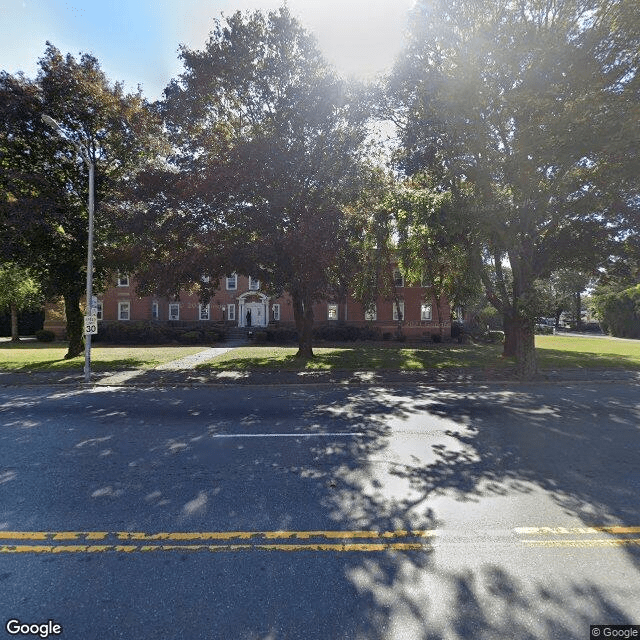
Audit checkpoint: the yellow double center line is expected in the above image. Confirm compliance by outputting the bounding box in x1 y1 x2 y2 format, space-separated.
0 530 436 554
516 526 640 548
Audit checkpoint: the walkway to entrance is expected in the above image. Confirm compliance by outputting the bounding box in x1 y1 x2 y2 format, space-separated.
98 343 242 386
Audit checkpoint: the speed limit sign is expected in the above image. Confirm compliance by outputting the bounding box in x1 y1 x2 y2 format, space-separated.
84 315 98 335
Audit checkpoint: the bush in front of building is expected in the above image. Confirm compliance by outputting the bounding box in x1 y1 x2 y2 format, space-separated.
313 324 381 342
93 321 227 345
262 326 299 344
35 329 56 342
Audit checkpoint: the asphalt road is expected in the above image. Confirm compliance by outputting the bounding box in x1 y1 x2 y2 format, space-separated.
0 381 639 639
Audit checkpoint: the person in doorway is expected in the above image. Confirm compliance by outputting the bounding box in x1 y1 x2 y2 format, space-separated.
246 309 252 327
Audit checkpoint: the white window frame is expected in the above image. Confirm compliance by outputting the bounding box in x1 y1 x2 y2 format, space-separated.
364 305 377 321
118 301 130 321
248 277 260 291
151 301 159 320
199 303 210 321
327 304 338 321
272 304 280 321
421 304 433 321
96 301 103 321
393 301 405 321
226 274 237 291
168 303 180 321
227 304 235 321
393 269 404 288
117 272 129 287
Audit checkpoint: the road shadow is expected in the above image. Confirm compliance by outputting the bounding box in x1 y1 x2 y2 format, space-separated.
0 382 638 638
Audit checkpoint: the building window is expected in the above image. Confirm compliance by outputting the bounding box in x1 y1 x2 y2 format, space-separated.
151 301 159 320
393 269 404 288
272 304 280 321
96 301 103 321
227 304 235 321
327 304 338 321
421 304 433 321
169 303 180 320
201 275 210 284
393 301 405 321
117 272 129 287
364 305 377 321
118 301 130 321
199 304 210 321
248 277 260 291
226 274 237 291
420 274 431 288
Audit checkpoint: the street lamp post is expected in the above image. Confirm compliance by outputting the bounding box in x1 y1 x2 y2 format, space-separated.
42 114 95 383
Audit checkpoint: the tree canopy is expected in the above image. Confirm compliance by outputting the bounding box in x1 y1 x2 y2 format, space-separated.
0 43 162 357
125 7 368 357
389 0 639 375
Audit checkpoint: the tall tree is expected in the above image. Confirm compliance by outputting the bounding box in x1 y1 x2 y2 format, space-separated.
130 7 367 357
0 44 162 358
389 0 639 376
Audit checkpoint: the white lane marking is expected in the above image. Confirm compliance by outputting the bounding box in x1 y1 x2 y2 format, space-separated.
208 432 365 438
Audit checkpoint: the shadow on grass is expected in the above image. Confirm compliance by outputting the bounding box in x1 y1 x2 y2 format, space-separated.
1 357 153 372
202 344 508 371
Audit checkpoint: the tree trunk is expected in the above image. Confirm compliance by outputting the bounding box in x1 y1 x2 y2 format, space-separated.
63 292 84 359
10 303 20 342
575 292 583 331
502 314 517 357
514 316 537 379
503 311 537 377
292 293 314 359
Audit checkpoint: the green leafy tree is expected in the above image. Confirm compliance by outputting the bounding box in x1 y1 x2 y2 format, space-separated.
0 44 162 358
0 264 42 341
389 0 639 376
395 176 482 338
128 7 367 357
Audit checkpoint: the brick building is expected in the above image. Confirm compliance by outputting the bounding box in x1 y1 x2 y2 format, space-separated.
44 271 451 340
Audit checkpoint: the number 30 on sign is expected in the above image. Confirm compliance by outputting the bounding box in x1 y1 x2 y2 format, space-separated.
84 315 98 335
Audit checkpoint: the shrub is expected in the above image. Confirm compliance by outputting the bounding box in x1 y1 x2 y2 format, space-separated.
313 324 381 342
593 284 640 339
263 327 299 344
178 330 202 344
432 333 442 343
35 329 56 342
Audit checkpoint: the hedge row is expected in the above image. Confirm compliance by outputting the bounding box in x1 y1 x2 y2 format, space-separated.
92 321 227 345
252 324 383 344
595 284 640 339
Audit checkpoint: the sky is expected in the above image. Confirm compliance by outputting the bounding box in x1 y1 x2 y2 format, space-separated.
0 0 415 101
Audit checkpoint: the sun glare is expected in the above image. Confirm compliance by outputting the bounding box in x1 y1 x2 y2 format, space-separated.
292 0 415 79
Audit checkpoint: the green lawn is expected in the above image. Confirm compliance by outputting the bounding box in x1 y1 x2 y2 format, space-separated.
198 343 509 371
0 342 207 372
195 335 640 372
535 335 640 369
1 334 638 373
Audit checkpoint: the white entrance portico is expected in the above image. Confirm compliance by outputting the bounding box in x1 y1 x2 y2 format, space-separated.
238 291 269 327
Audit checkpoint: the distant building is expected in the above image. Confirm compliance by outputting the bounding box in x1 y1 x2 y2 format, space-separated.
44 271 451 340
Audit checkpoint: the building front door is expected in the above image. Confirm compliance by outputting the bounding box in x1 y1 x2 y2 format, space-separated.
242 302 266 327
